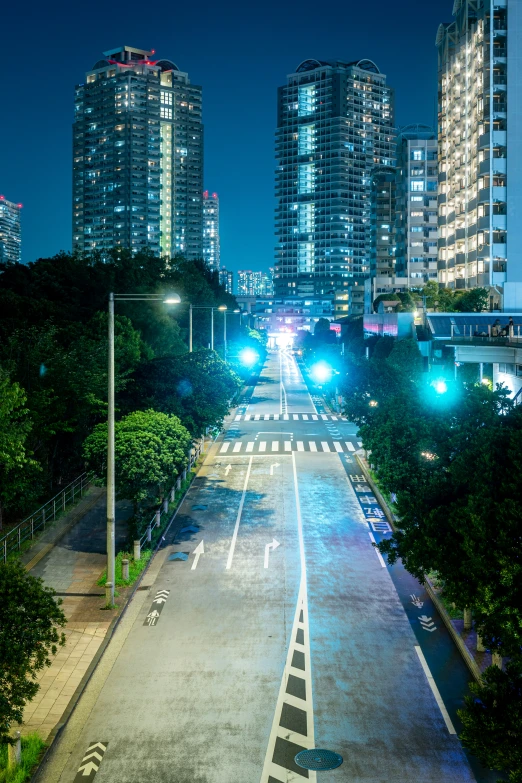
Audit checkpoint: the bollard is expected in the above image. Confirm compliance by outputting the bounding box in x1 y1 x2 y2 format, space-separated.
182 469 187 481
463 607 472 631
7 731 21 769
476 634 485 653
170 488 175 502
133 540 141 561
105 582 113 606
147 525 152 542
163 498 168 513
155 509 161 528
176 476 181 491
492 652 503 669
122 559 129 581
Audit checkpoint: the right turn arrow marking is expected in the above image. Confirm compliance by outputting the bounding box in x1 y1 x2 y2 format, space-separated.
264 538 281 569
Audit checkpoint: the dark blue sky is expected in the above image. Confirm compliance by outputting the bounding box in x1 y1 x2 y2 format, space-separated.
1 0 449 273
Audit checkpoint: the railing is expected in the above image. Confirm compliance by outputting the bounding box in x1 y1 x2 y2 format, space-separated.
1 473 90 564
449 324 522 342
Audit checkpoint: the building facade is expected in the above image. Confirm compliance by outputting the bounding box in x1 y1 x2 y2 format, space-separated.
274 58 395 305
219 267 233 294
0 196 22 263
73 46 203 260
237 269 274 296
369 166 399 303
203 191 220 269
253 295 334 347
437 0 522 308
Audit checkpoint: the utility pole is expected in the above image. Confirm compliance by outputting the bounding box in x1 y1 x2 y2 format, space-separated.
107 293 116 606
189 304 193 353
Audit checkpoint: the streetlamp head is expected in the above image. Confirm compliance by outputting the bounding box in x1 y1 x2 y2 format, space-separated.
218 305 227 311
163 294 181 304
233 309 240 313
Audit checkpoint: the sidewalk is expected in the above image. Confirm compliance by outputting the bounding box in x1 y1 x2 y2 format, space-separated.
21 493 133 741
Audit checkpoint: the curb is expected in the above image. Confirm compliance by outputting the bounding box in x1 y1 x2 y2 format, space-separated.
31 452 209 781
355 453 482 684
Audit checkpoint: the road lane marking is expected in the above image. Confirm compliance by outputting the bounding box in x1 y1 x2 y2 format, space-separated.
297 441 304 451
284 414 289 420
321 441 331 452
264 538 281 568
346 442 355 452
259 442 267 452
368 531 386 567
309 441 317 452
414 646 456 734
233 442 242 452
302 414 309 420
285 442 292 451
219 443 230 453
246 442 254 452
334 441 343 452
272 441 279 451
74 743 108 782
143 589 170 626
234 415 241 421
357 441 363 447
225 455 253 570
191 540 205 570
321 414 327 420
330 415 337 420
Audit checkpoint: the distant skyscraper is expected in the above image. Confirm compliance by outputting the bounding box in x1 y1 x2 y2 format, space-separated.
237 269 274 296
219 267 233 294
0 196 22 263
203 191 220 269
437 1 522 307
274 58 395 302
73 45 203 260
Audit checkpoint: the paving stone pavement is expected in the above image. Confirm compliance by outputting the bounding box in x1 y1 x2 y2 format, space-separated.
21 495 133 741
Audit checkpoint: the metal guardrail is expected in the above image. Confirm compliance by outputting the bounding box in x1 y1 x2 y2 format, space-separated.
1 473 90 564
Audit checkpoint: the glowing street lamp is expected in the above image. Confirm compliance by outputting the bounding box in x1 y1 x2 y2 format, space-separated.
239 347 259 367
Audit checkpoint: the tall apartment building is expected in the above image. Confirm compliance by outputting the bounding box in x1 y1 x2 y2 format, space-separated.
219 267 234 294
203 191 220 269
274 58 395 305
437 0 522 308
370 166 397 301
73 46 203 260
395 125 438 286
0 196 22 263
237 268 274 296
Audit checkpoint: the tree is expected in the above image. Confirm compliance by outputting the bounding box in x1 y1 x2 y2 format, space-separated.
458 658 522 783
314 318 334 342
454 287 489 313
0 371 39 530
83 409 192 513
0 560 66 744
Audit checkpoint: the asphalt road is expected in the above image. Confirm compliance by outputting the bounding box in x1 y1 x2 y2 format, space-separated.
42 350 487 783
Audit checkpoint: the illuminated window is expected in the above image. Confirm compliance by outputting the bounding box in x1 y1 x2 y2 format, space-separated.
411 181 425 192
160 107 173 119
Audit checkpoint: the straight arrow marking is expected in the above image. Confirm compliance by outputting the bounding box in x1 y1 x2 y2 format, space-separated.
82 751 103 763
191 540 205 570
78 761 99 775
225 464 232 475
264 538 281 568
269 463 280 475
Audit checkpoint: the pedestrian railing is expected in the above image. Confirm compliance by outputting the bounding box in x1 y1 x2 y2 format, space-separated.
1 473 90 564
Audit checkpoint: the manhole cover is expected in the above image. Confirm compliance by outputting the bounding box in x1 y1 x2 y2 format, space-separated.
294 749 343 771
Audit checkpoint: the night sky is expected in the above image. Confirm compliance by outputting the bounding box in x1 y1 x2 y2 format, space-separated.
1 0 449 273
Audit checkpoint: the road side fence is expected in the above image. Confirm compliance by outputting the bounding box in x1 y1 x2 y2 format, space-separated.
136 439 205 556
1 473 90 564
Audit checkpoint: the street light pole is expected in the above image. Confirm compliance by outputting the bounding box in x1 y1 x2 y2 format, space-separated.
211 307 214 351
189 304 193 353
107 293 116 605
224 309 227 363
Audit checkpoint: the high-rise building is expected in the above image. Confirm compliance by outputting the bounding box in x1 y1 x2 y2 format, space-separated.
203 191 220 269
437 1 522 307
274 58 395 304
237 269 274 296
395 126 438 287
219 267 233 294
370 166 397 298
0 196 22 263
73 46 203 260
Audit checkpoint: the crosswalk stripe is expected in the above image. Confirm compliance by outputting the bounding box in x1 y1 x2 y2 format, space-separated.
284 414 289 420
321 442 331 452
235 415 241 421
320 414 327 420
331 415 338 420
346 442 355 452
274 414 280 420
220 443 230 453
312 414 318 420
259 442 267 452
246 442 254 452
264 414 270 420
255 414 260 420
272 441 279 451
357 441 363 447
284 442 292 451
293 414 299 420
302 414 309 420
233 442 241 452
245 414 251 421
309 441 317 452
297 442 304 452
334 442 343 452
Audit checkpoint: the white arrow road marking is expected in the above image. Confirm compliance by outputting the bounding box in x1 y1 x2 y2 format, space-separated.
81 751 103 763
191 540 205 570
419 614 437 632
410 594 424 608
270 463 280 475
85 743 106 752
78 761 99 776
153 593 169 605
264 538 281 568
225 464 232 475
74 743 108 781
415 646 456 733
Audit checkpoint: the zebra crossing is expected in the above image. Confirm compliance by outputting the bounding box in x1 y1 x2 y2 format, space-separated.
234 413 347 422
219 439 363 455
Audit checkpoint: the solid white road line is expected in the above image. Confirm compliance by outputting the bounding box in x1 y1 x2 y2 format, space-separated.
284 442 292 451
414 646 456 734
346 442 355 452
220 443 230 453
368 531 386 567
321 442 331 452
297 441 304 452
334 441 343 452
226 455 253 570
233 442 241 453
309 441 317 452
272 441 279 451
246 442 254 452
259 442 267 452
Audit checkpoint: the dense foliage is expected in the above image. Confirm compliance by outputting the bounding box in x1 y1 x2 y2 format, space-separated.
371 281 490 313
0 561 66 744
0 250 241 525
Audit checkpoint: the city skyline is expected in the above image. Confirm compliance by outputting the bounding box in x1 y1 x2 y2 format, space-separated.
1 0 442 272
